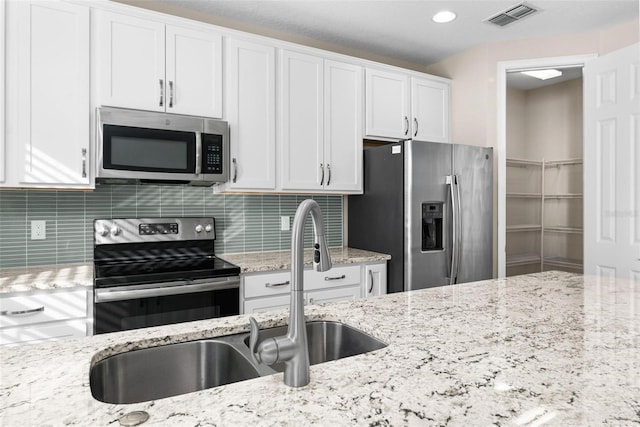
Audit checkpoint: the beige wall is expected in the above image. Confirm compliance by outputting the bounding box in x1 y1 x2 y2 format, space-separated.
425 19 639 149
508 79 583 161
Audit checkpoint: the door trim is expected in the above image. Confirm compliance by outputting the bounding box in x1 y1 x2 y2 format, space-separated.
496 54 597 277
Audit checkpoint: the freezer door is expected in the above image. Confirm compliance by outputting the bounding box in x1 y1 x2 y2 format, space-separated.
405 140 452 290
452 144 493 283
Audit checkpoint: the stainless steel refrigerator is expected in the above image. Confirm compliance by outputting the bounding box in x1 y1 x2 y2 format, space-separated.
348 140 493 293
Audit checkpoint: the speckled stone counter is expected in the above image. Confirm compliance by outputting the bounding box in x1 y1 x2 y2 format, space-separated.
0 263 93 294
222 247 391 273
0 248 388 294
1 271 638 426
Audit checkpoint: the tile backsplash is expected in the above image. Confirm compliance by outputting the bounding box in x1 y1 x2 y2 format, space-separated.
0 185 343 269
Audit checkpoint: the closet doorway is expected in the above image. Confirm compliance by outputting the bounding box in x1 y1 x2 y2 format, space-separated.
497 54 595 278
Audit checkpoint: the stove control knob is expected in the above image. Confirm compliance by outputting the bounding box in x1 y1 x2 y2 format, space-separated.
97 227 110 237
204 224 213 233
110 226 122 237
195 224 204 233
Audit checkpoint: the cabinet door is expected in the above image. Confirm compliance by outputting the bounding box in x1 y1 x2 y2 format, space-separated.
365 68 410 139
411 77 450 143
96 11 165 112
0 319 87 347
364 263 387 297
324 60 363 192
166 25 222 117
226 39 276 190
280 50 324 191
306 285 361 305
244 294 291 314
12 0 90 186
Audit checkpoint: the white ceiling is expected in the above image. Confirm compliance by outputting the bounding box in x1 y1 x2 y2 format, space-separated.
507 66 583 90
150 0 638 66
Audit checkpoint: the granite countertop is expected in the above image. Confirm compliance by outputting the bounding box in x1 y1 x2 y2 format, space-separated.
1 271 638 426
222 247 391 273
0 248 389 293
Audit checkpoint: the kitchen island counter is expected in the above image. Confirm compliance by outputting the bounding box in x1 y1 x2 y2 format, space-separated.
1 271 638 426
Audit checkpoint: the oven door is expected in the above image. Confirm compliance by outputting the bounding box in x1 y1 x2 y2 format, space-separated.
94 276 240 334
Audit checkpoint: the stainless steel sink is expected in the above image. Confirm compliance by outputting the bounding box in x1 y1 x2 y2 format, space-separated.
90 339 260 404
243 321 388 372
90 321 387 404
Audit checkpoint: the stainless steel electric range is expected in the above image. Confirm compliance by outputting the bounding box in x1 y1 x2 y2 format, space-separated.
92 217 241 334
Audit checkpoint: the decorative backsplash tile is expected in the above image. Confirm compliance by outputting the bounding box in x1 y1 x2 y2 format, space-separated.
0 185 343 269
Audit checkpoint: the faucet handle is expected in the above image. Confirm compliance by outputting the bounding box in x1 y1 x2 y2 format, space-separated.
248 317 262 364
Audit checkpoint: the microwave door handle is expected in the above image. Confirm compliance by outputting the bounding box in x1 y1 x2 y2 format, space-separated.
195 132 202 175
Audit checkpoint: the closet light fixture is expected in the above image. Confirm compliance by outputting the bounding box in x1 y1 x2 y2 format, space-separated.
432 11 456 23
521 69 563 80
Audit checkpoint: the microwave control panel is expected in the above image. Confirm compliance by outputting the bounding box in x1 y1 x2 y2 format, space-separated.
202 134 223 174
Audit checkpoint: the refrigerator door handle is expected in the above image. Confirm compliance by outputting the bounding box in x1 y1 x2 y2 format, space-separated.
453 174 462 284
446 175 458 285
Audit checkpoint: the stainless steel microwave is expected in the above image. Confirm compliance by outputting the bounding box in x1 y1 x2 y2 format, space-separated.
96 107 229 186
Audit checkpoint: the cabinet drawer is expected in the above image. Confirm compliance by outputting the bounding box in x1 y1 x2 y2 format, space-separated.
304 265 360 291
243 271 292 299
0 319 87 346
306 285 361 305
0 290 87 328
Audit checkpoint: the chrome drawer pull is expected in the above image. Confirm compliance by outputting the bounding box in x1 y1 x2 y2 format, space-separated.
324 274 346 281
368 270 374 293
265 280 290 288
1 306 45 316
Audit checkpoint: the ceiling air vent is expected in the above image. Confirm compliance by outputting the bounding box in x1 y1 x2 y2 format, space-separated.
486 2 538 27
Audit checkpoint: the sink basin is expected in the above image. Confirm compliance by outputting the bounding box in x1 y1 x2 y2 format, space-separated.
90 321 387 404
90 340 260 404
243 321 388 372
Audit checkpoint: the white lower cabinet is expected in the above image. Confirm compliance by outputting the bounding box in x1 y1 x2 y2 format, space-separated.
0 289 88 346
364 262 387 297
241 262 386 314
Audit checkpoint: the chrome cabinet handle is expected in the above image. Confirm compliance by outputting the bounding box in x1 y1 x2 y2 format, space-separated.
81 148 87 178
1 306 45 316
403 116 409 135
368 270 374 294
308 297 315 305
414 118 419 137
324 274 345 281
265 280 290 288
326 164 331 186
159 79 164 107
232 158 238 183
169 81 174 108
320 163 325 186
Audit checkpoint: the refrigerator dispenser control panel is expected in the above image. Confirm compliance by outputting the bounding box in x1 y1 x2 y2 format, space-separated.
422 202 444 251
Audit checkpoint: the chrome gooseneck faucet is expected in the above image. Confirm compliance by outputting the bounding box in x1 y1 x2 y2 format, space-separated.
249 199 332 387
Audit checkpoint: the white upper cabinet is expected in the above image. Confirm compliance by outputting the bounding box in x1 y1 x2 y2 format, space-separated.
280 50 363 193
365 68 410 140
411 77 450 143
165 25 222 117
225 38 276 191
365 67 450 143
4 0 91 188
280 50 325 191
323 60 363 192
95 11 222 117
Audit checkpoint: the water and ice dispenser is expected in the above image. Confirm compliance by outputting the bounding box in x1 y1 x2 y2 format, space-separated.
421 202 443 251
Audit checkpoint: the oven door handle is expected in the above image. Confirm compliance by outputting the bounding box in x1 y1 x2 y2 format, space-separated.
94 277 240 303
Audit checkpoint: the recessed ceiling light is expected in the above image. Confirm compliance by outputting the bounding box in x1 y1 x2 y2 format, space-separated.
432 11 456 24
521 69 563 80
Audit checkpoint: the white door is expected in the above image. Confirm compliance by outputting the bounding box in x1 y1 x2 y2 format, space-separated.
365 68 410 139
411 77 450 143
166 25 222 117
584 43 640 280
96 11 165 112
364 263 387 297
323 60 363 192
280 50 323 191
225 38 276 190
306 285 361 306
13 0 90 186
